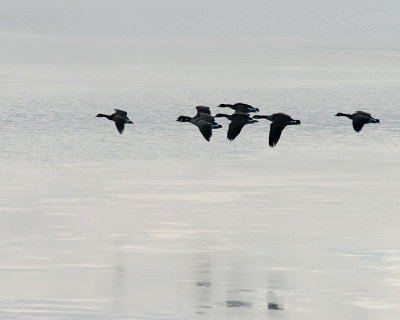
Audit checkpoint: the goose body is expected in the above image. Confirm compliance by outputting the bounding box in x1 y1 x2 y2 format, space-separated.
177 106 222 141
96 109 133 134
215 111 258 141
217 103 259 113
253 112 301 147
335 111 380 132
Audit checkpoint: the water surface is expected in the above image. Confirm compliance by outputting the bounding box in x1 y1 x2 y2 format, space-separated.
1 57 400 319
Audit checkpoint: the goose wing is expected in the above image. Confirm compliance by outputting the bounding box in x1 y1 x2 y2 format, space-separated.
352 113 368 132
356 110 372 117
196 106 211 115
233 111 250 116
234 103 260 112
198 113 216 123
196 120 213 141
269 121 286 147
114 109 128 117
234 103 252 112
227 116 248 141
114 115 125 134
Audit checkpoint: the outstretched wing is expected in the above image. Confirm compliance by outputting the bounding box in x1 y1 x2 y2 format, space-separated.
352 114 367 132
198 113 216 123
196 106 211 115
234 103 258 112
269 121 286 147
356 110 371 117
227 117 247 141
114 109 128 117
114 115 125 134
234 103 253 108
196 120 212 141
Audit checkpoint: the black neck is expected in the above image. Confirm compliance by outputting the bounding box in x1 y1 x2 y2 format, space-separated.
97 113 112 120
214 113 231 119
336 113 353 119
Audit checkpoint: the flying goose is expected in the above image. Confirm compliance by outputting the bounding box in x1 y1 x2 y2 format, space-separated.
215 111 258 141
96 109 133 134
177 106 222 141
335 111 380 132
217 103 259 113
253 113 301 147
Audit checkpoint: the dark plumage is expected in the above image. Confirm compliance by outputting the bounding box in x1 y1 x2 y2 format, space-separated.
215 112 258 141
217 103 259 113
177 106 222 141
195 105 211 115
335 111 380 132
96 109 133 134
253 113 301 147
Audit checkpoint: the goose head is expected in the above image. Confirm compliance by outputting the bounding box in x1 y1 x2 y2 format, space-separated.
177 116 191 122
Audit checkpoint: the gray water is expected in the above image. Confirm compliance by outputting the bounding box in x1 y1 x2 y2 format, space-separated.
1 46 400 319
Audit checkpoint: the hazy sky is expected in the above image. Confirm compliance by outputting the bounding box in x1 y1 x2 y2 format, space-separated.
1 0 399 41
1 0 399 67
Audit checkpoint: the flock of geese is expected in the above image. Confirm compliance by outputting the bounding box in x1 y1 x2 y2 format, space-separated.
96 103 380 147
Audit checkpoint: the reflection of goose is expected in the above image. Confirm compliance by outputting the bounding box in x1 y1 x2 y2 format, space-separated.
335 111 380 132
217 103 259 113
253 113 301 147
215 112 258 141
177 106 222 141
96 109 133 134
268 302 283 310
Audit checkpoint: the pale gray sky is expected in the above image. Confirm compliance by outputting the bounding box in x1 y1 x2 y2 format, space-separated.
1 0 399 41
1 0 399 67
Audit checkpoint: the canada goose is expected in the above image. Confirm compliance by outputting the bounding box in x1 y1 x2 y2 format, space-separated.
177 106 222 141
215 112 258 141
335 111 380 132
253 113 301 147
217 103 259 113
96 109 133 134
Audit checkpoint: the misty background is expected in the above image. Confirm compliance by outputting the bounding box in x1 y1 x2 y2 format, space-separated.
1 0 400 66
1 0 400 97
1 0 400 40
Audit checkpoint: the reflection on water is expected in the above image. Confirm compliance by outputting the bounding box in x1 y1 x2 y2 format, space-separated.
0 65 400 319
0 150 400 319
226 300 252 308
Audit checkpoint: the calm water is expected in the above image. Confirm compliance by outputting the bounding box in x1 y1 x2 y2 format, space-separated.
1 63 400 319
